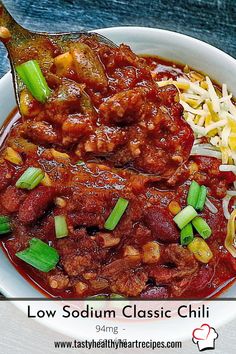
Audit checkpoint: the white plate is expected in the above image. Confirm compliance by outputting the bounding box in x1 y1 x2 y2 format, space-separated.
0 27 236 339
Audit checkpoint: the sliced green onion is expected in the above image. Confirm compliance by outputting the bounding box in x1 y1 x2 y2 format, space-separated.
195 185 207 211
87 295 108 300
0 216 11 235
180 223 194 245
0 223 11 235
173 205 198 230
104 197 129 231
16 167 44 190
77 160 85 165
16 60 51 103
192 216 212 239
0 216 10 223
110 293 126 299
16 238 59 272
187 180 200 208
55 215 68 239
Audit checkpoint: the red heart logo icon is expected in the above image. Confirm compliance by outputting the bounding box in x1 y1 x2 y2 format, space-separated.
192 324 211 340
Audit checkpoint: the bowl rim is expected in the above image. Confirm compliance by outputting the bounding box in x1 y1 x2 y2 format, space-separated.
97 26 236 63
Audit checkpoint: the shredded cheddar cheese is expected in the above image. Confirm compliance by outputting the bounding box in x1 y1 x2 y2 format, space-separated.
156 73 236 167
225 209 236 257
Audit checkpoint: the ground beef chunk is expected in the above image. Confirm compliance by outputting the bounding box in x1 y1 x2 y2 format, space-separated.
47 270 70 290
17 38 194 178
67 189 117 228
46 79 86 117
56 236 108 278
62 254 94 276
111 269 148 297
1 186 26 213
149 244 198 296
62 114 93 138
100 257 146 296
0 161 13 191
99 88 146 125
157 84 179 106
131 103 193 176
82 126 127 154
70 42 108 90
25 121 59 145
193 156 235 198
18 186 55 224
81 86 193 177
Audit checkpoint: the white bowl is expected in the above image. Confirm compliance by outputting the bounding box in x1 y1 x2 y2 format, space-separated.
1 27 236 338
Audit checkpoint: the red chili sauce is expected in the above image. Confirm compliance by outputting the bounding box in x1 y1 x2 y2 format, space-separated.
0 35 235 299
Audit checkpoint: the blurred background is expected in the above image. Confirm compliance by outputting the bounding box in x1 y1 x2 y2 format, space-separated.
0 0 235 77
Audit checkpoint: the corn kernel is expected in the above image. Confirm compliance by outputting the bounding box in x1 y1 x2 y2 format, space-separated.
55 197 66 208
189 161 199 175
41 172 52 186
142 242 161 264
4 147 23 165
50 148 70 161
19 89 41 117
54 52 74 77
187 237 213 263
168 200 181 215
74 281 88 295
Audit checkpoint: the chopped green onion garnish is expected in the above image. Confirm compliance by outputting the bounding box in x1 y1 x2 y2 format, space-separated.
77 160 85 165
16 60 51 103
55 215 68 239
187 181 200 208
180 223 194 245
0 216 11 235
110 293 126 299
173 205 198 230
192 216 212 239
16 167 44 190
16 238 59 272
0 216 10 223
104 197 129 231
87 295 108 300
195 185 207 211
0 223 11 235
